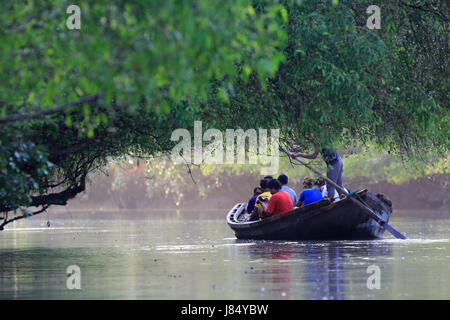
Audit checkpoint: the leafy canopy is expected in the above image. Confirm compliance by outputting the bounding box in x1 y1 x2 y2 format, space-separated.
0 0 288 220
0 0 448 228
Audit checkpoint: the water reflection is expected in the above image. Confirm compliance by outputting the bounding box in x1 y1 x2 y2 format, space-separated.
303 244 346 299
1 217 449 299
237 240 392 299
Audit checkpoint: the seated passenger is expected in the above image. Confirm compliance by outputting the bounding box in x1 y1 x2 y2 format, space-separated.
248 179 272 221
316 178 338 200
317 178 348 202
257 179 293 219
246 187 263 214
278 173 297 206
295 177 324 207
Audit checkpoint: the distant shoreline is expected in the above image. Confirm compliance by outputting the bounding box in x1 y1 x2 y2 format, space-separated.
42 208 450 220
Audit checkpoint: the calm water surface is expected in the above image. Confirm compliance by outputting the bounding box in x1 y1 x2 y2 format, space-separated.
0 212 449 299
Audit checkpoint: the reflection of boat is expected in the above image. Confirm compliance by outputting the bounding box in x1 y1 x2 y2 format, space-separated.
226 190 393 240
234 238 393 299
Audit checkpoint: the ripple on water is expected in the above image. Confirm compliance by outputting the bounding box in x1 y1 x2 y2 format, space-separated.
382 238 450 244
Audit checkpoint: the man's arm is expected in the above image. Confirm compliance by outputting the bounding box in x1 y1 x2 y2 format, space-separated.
250 205 260 220
290 140 320 159
290 150 319 159
258 197 275 218
296 191 305 207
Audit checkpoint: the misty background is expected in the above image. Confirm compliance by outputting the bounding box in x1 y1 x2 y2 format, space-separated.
47 148 449 220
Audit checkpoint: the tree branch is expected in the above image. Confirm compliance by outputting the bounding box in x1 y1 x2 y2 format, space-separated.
0 205 50 230
399 0 449 22
0 94 100 125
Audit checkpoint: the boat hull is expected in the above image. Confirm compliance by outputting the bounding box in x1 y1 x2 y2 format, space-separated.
226 190 392 240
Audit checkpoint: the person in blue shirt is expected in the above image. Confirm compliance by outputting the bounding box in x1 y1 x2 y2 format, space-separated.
277 174 297 206
296 177 324 207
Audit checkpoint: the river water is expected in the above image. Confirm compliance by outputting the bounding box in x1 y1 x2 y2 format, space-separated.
0 212 449 299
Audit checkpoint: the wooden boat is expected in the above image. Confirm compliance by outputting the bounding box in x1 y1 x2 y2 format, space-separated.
226 189 393 240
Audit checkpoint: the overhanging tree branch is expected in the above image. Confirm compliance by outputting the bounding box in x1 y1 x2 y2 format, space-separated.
0 205 50 230
0 94 100 125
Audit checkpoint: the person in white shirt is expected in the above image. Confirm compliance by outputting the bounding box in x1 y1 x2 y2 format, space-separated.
317 178 347 202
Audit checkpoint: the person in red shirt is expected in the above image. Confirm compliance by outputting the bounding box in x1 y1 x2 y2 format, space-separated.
257 179 293 219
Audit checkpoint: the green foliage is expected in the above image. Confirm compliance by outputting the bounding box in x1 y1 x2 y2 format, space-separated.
199 0 448 160
0 132 51 210
0 0 287 114
0 0 288 216
0 0 448 226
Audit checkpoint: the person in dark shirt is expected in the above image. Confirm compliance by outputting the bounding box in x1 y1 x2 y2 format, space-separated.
246 187 263 214
291 145 343 201
248 179 272 221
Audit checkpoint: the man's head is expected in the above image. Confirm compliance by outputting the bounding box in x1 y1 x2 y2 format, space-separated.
260 179 269 190
267 178 282 194
316 178 326 187
312 179 322 191
253 187 263 196
278 174 288 185
302 176 314 189
263 175 273 180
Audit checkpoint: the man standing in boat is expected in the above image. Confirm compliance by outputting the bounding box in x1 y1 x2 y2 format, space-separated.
291 144 344 202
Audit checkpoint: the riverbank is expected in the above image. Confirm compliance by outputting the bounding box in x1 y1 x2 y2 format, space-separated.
61 173 449 218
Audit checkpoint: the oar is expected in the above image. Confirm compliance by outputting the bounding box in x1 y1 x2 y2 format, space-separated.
283 148 407 240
